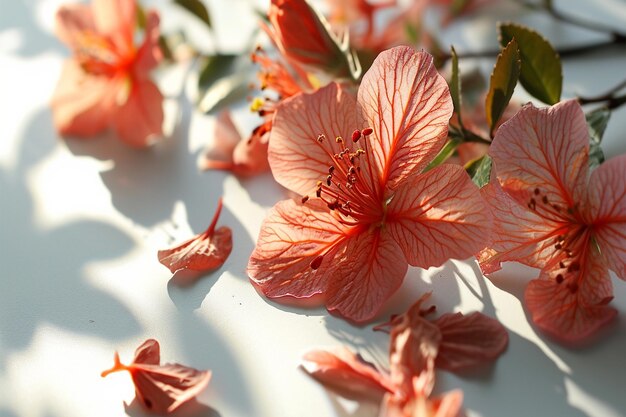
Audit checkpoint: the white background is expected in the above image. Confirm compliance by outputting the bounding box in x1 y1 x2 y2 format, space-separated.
1 1 626 416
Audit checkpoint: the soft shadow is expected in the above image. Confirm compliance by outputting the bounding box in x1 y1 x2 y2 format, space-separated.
124 398 222 417
0 111 141 359
438 330 587 417
65 98 226 230
174 311 256 417
0 1 62 57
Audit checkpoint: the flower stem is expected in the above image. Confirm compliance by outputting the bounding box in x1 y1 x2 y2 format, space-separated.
204 197 224 237
577 78 626 110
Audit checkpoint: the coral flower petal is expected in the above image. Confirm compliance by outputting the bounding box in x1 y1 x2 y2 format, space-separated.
357 46 453 190
51 61 118 137
134 11 163 75
247 198 351 299
101 339 211 414
301 347 394 399
478 182 564 274
55 4 96 47
586 154 626 280
433 312 508 372
386 164 488 269
113 78 164 147
490 100 589 209
158 198 232 274
269 82 359 197
92 0 135 53
326 229 407 322
525 245 616 343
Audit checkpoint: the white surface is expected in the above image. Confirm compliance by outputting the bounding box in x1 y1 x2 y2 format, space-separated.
1 1 626 417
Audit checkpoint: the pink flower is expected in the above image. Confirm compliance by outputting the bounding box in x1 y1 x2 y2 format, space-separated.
101 339 211 414
51 0 164 147
265 0 358 78
247 46 488 323
480 99 626 342
302 294 507 416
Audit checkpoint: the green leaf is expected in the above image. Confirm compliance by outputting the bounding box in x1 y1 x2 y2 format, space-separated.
449 46 463 127
423 139 460 172
198 72 249 114
136 4 147 30
198 54 239 91
586 107 610 169
499 23 562 104
174 0 212 30
465 155 492 188
485 38 520 137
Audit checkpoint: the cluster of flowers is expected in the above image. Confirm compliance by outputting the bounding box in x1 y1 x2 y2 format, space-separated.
51 0 625 414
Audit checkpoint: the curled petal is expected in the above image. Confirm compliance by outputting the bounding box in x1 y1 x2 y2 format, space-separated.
490 99 589 210
158 198 232 274
301 347 394 399
269 82 359 197
525 244 616 343
586 154 626 280
51 60 118 138
357 46 453 190
247 199 351 299
478 181 564 274
112 78 164 147
201 111 270 177
386 164 489 269
101 339 211 414
434 312 508 372
381 388 463 417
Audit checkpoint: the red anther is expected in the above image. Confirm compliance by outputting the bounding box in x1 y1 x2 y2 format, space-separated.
326 175 332 186
542 196 549 204
301 196 309 204
310 255 324 270
362 127 373 136
316 188 322 198
534 188 540 195
317 134 325 143
568 262 580 272
328 166 335 174
352 130 361 142
555 274 564 284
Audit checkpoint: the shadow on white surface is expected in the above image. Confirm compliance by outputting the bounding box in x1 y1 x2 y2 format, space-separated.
124 398 221 417
0 109 141 363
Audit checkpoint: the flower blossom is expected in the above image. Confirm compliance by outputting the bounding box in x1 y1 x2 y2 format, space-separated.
302 294 508 416
247 46 489 323
101 339 211 414
202 48 313 177
51 0 164 147
480 99 626 342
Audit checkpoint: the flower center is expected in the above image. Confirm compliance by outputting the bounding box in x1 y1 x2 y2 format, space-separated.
526 187 580 223
304 127 379 226
548 225 591 294
74 32 128 76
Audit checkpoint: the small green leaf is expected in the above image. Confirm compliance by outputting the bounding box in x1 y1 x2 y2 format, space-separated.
586 107 610 169
198 72 249 114
136 4 147 30
424 139 460 172
174 0 212 30
499 23 562 104
198 54 239 91
485 38 520 137
449 46 463 127
465 155 492 188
